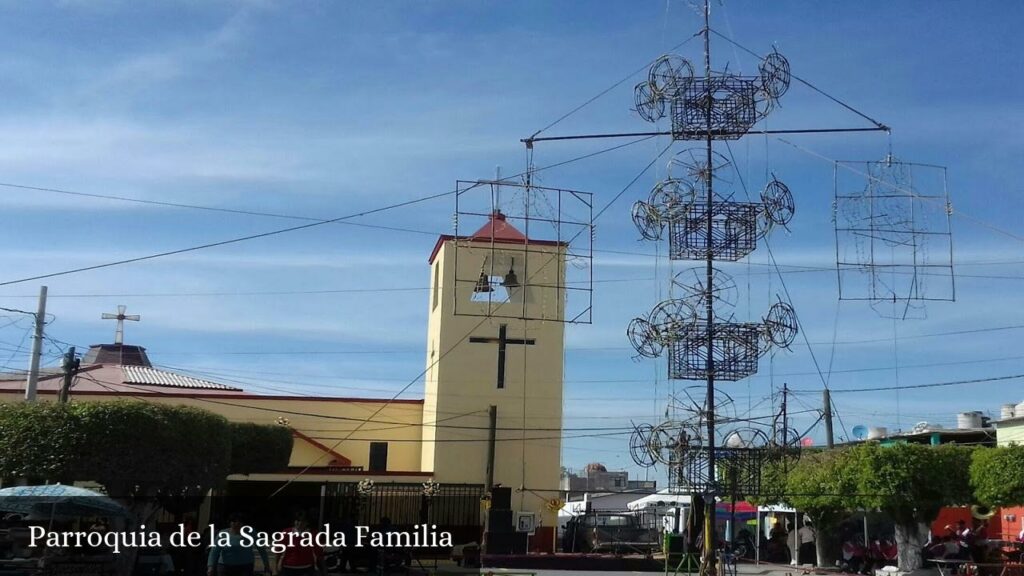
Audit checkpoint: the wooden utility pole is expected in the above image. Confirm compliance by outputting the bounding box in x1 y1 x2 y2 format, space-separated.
59 346 79 404
781 383 789 446
485 405 497 490
24 286 47 402
824 388 835 448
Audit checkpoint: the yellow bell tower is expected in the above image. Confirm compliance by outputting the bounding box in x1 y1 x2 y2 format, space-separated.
422 209 565 548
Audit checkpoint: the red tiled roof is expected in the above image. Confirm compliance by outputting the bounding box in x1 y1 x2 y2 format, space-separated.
470 211 527 243
428 210 565 264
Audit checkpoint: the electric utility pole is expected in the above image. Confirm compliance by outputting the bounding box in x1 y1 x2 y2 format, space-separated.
59 347 79 404
24 286 47 402
824 388 835 448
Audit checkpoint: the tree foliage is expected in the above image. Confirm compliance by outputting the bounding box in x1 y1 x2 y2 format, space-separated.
757 442 975 570
856 442 973 525
71 401 232 497
766 448 861 529
970 444 1024 506
229 422 294 474
759 443 974 521
0 402 80 481
0 401 292 497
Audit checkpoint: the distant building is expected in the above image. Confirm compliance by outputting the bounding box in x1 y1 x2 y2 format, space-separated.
560 463 656 500
993 401 1024 446
991 401 1024 543
846 410 996 447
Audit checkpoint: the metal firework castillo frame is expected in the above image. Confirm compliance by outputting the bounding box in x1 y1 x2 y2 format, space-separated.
451 179 594 324
833 155 955 319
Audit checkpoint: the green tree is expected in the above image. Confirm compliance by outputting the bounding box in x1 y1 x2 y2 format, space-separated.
971 445 1024 506
758 448 863 566
855 442 973 571
758 443 974 569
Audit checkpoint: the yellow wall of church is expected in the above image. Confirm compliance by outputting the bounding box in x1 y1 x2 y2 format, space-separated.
423 238 565 529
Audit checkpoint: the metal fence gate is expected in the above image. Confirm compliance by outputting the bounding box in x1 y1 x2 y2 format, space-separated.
323 482 484 547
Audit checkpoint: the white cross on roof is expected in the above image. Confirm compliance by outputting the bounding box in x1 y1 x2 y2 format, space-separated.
101 305 140 345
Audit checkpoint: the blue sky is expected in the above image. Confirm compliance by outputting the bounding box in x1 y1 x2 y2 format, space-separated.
0 1 1022 482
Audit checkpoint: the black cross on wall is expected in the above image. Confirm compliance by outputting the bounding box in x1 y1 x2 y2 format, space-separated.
469 324 536 389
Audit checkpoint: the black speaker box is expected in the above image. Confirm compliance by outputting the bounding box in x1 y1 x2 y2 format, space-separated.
484 531 527 555
490 486 511 509
510 532 528 554
486 509 513 533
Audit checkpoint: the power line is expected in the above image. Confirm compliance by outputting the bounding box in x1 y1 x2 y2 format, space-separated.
791 373 1024 394
0 130 662 289
147 350 1024 388
302 431 631 443
0 306 38 316
707 28 889 131
0 132 663 289
28 320 1019 360
527 30 702 139
592 141 675 222
78 371 631 431
3 258 1022 300
0 188 459 288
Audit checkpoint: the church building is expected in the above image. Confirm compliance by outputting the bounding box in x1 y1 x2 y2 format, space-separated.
0 210 567 552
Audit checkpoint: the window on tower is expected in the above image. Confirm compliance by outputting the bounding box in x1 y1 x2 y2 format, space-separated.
432 262 440 310
470 276 511 304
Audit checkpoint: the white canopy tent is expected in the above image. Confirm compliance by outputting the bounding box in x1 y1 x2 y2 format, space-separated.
628 491 693 533
627 491 692 511
757 505 798 565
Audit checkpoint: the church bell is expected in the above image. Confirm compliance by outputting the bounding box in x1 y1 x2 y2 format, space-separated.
473 269 494 293
502 258 520 289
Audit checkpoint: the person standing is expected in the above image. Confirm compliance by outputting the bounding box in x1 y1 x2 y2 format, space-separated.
275 513 325 576
208 514 271 576
797 519 816 565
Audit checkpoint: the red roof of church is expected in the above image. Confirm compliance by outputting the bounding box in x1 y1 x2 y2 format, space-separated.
428 210 565 264
470 210 528 243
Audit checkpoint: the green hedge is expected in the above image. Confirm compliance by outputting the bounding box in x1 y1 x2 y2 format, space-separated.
0 401 292 496
970 444 1024 506
229 421 294 474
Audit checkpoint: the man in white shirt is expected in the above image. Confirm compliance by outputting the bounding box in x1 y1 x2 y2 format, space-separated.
797 519 816 565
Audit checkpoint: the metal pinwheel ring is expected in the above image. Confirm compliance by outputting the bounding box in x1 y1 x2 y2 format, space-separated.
631 200 664 240
648 179 695 221
634 81 666 122
764 301 798 348
630 423 657 467
648 298 696 343
761 178 795 226
627 317 663 358
648 54 695 97
759 51 791 100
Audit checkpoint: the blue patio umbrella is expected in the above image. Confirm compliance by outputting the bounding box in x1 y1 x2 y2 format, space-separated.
0 484 128 519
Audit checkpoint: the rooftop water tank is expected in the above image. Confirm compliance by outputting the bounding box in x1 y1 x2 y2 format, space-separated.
958 411 983 430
